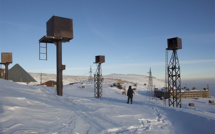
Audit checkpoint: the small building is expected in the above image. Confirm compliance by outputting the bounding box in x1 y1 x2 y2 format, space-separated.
154 89 210 99
40 80 57 87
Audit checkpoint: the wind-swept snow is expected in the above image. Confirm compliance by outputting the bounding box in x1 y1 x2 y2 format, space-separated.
0 74 215 134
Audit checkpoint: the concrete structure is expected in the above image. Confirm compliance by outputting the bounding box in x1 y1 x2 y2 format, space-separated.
154 89 210 99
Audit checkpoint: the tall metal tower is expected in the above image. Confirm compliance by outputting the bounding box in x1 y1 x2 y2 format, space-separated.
39 16 73 96
148 68 154 94
167 37 182 108
147 68 154 99
94 55 105 98
88 66 93 83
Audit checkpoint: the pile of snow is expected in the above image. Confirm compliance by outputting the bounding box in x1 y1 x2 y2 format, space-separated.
0 74 215 134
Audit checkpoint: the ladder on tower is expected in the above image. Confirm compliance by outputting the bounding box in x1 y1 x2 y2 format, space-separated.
39 42 47 60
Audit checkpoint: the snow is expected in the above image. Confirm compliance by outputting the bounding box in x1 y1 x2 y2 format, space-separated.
0 74 215 134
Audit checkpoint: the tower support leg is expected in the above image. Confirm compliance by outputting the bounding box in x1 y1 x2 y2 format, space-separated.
56 41 63 96
94 63 102 98
168 50 181 108
4 63 9 80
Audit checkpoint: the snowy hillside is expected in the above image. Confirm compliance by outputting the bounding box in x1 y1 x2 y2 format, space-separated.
0 74 215 134
29 73 89 85
29 73 215 96
29 73 165 90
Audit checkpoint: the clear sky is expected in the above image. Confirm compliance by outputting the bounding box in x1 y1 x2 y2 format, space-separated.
0 0 215 80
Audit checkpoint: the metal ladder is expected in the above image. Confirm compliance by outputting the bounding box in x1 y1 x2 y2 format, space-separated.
39 42 47 60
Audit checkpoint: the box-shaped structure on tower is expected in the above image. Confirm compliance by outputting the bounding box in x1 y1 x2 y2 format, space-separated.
167 37 182 50
95 55 105 63
1 53 12 63
46 16 73 39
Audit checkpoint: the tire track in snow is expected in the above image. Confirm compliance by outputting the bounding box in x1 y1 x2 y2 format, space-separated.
106 106 169 134
53 96 121 134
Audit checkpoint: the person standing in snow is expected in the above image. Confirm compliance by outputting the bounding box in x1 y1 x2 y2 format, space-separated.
127 86 134 104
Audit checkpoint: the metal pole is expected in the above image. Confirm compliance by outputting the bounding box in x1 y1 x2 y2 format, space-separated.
5 63 9 80
40 73 42 84
97 64 100 97
56 41 63 96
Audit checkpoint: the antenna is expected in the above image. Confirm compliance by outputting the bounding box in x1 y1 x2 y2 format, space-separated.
94 55 105 98
39 16 73 96
167 37 182 108
88 66 93 84
147 68 154 100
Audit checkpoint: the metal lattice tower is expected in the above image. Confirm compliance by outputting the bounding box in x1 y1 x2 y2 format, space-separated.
147 68 154 99
148 68 153 91
94 63 102 98
39 16 73 96
168 50 181 108
88 66 93 83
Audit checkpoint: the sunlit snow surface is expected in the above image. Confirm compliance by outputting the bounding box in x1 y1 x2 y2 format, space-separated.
0 74 215 134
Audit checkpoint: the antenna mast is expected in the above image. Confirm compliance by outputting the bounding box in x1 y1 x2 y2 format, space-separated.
39 16 73 96
167 37 182 108
88 66 93 84
147 68 154 99
94 55 105 98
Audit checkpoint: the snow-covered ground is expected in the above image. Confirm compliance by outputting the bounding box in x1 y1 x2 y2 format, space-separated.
0 74 215 134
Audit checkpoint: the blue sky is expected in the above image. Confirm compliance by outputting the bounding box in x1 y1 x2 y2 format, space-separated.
0 0 214 80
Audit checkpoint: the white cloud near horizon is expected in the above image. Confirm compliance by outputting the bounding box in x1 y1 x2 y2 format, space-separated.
103 59 215 69
180 59 215 64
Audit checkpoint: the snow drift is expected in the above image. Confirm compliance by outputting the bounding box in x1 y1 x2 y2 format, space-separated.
0 74 215 134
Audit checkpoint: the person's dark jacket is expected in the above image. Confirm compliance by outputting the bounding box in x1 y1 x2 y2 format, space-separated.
127 87 133 98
